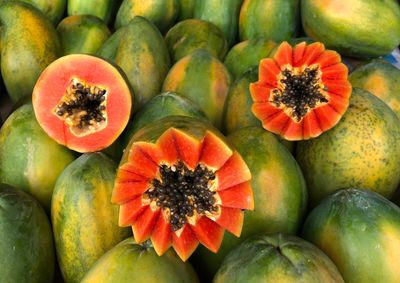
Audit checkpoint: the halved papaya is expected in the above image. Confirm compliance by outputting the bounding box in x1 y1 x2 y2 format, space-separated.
32 54 132 153
113 116 253 261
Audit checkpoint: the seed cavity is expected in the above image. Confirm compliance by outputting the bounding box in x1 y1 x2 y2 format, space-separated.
270 65 329 122
144 161 218 232
54 78 108 137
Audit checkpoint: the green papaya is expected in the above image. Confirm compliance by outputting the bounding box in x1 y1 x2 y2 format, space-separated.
194 0 243 46
0 2 61 103
98 17 171 110
67 0 121 25
0 0 66 24
57 15 111 55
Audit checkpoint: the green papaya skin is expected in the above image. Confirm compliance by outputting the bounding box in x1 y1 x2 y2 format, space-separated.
0 184 55 283
115 0 179 33
67 0 121 25
57 15 111 55
52 153 131 283
121 91 208 150
0 0 66 24
0 104 75 211
99 17 171 110
0 2 61 103
82 238 199 283
193 127 307 280
176 0 195 21
301 0 400 58
194 0 243 47
165 19 228 63
239 0 300 42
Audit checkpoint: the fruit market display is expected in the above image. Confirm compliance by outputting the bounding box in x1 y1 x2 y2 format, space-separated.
0 0 399 282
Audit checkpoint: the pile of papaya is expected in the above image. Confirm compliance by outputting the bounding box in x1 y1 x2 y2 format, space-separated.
0 1 400 282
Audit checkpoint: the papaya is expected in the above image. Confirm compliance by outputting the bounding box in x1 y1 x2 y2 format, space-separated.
0 184 55 283
121 91 208 150
0 2 61 103
113 116 253 261
176 0 195 21
165 19 228 62
194 0 243 46
52 153 131 283
303 189 400 283
98 16 171 110
57 15 111 55
81 238 199 283
0 0 66 24
239 0 300 42
115 0 179 33
224 39 276 81
301 0 400 57
222 67 260 134
0 104 75 211
214 233 344 283
296 88 400 206
67 0 121 25
192 127 307 280
32 54 132 153
162 50 231 129
349 59 400 119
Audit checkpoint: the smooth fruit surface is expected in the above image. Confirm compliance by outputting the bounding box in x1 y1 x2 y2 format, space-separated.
57 15 111 55
296 88 400 205
165 19 228 62
52 153 131 283
194 0 243 46
81 238 199 283
0 2 61 103
301 0 400 57
0 184 55 283
115 0 179 33
224 39 276 81
349 59 400 118
239 0 300 42
162 50 231 129
67 0 120 24
213 233 344 283
0 104 75 211
121 92 208 150
99 16 170 109
303 189 400 283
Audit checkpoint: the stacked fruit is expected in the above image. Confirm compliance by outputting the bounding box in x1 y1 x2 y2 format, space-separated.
0 0 399 282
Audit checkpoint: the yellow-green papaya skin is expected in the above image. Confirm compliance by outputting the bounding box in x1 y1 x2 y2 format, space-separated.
0 104 75 212
57 15 111 55
0 2 61 103
98 16 171 110
52 153 131 283
67 0 122 25
0 0 66 24
194 0 243 47
115 0 179 33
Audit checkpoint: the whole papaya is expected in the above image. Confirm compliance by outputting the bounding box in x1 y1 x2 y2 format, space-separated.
0 2 61 103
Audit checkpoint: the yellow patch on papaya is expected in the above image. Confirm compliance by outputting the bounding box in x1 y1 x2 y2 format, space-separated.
163 56 190 91
313 0 359 17
379 221 400 281
363 73 389 99
256 167 284 215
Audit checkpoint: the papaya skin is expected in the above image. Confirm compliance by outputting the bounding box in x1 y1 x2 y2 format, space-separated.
0 2 61 103
0 0 67 25
67 0 122 25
